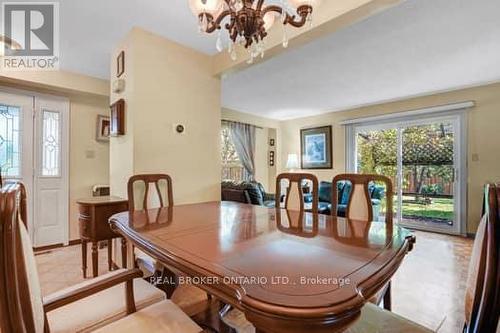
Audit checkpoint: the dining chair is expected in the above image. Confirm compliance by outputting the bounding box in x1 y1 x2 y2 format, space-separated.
127 174 174 276
127 174 210 316
331 173 394 310
0 182 204 333
463 183 499 332
331 173 394 223
276 173 319 214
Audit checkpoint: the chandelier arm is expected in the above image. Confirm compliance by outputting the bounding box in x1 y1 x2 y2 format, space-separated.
204 10 233 33
262 5 311 28
256 0 265 11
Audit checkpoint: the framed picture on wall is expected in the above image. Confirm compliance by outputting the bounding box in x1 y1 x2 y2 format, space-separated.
300 125 332 169
110 99 125 136
117 51 125 78
96 115 110 142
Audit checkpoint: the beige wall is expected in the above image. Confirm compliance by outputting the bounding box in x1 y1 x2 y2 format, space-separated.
110 28 221 204
69 95 110 240
279 82 500 234
222 108 281 192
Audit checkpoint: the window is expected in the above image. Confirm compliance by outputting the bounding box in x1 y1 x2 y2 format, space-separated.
41 110 60 176
0 104 21 177
221 123 247 181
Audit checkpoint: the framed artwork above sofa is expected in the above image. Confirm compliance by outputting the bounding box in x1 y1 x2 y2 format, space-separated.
301 125 332 169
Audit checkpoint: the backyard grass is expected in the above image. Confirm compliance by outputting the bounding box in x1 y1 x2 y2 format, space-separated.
401 196 454 220
382 196 454 221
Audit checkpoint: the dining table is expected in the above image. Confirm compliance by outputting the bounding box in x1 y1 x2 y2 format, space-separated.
109 201 416 333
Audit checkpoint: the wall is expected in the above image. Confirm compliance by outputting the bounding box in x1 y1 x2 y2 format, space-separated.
68 95 110 240
279 82 500 234
221 108 281 192
110 28 221 204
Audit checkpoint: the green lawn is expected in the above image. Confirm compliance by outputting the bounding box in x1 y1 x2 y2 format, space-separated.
382 196 454 221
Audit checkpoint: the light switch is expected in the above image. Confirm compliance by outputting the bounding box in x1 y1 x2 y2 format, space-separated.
85 150 96 159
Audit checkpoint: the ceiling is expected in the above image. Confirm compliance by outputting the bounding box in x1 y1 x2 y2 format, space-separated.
18 0 500 120
52 0 280 79
46 0 219 79
222 0 500 120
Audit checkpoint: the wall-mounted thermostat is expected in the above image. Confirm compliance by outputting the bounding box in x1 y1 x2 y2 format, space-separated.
173 124 186 134
112 79 126 93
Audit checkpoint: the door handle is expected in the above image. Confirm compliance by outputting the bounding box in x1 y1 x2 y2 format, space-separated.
452 168 458 183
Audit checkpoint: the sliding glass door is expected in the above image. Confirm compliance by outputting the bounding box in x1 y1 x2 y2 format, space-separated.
349 114 465 235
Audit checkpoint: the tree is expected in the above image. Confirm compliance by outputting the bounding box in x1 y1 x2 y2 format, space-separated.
357 124 454 198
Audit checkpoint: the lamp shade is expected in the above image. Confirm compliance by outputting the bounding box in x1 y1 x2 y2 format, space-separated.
189 0 224 16
287 0 321 8
286 154 300 170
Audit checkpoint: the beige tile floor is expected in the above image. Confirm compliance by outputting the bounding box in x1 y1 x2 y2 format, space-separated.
35 231 473 333
36 243 110 295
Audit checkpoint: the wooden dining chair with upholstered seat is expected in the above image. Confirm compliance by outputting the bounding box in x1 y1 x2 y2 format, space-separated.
332 173 394 223
0 182 204 333
127 174 174 277
462 183 499 333
331 173 394 310
276 173 319 213
127 174 209 317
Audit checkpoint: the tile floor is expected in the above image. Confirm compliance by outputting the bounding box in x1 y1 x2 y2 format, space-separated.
35 243 110 295
35 231 474 333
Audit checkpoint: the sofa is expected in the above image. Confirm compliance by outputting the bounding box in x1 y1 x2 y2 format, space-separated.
221 180 385 220
221 180 276 208
305 181 385 218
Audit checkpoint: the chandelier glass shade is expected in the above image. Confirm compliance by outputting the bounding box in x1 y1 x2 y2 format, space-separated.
189 0 320 62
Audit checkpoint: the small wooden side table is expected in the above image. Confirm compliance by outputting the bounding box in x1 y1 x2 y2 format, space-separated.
77 196 128 278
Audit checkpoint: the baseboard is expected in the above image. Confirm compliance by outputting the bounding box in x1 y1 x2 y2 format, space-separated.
34 239 81 253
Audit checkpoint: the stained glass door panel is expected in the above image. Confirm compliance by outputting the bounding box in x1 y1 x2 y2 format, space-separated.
0 104 21 177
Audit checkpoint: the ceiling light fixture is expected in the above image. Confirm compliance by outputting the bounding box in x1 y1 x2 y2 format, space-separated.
0 35 21 55
189 0 320 63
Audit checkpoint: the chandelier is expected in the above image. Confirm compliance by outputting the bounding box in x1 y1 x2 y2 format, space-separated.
189 0 320 63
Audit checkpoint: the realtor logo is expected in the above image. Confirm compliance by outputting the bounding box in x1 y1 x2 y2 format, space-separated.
1 2 59 71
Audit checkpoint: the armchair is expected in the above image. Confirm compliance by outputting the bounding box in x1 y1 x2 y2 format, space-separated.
0 182 204 333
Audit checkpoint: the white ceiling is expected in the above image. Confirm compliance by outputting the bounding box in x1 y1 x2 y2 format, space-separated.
222 0 500 120
29 0 219 79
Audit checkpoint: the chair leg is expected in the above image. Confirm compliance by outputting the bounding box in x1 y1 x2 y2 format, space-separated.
152 267 178 298
383 281 392 311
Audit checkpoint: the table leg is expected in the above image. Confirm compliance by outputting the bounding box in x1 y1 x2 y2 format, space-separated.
383 281 392 311
81 240 87 278
92 241 98 278
107 240 113 271
121 238 127 268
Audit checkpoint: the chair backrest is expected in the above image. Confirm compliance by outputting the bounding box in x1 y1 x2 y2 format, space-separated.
464 184 499 332
276 173 318 214
331 174 393 223
0 182 45 333
127 174 173 212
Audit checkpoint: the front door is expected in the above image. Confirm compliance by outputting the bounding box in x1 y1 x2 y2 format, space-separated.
0 89 69 247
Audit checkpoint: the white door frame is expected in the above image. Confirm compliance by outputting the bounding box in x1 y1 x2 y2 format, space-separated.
346 110 468 236
0 86 70 245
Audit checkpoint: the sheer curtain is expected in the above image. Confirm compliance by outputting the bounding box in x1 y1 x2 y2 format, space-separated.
228 122 256 181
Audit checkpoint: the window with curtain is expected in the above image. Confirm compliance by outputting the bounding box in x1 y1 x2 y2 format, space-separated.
221 123 248 181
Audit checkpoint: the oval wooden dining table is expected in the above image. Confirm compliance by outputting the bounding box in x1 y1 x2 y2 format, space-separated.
109 201 416 333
